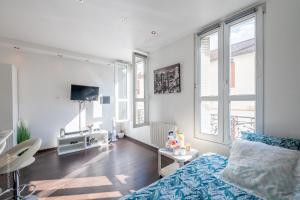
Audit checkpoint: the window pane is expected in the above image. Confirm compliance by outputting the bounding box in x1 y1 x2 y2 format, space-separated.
118 101 127 121
135 102 145 124
200 31 218 96
230 101 255 139
230 17 256 95
135 58 145 98
117 65 127 99
201 101 218 135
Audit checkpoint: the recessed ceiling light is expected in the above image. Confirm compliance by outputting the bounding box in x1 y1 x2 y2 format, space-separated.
151 31 157 35
76 0 84 3
13 46 20 50
120 17 128 23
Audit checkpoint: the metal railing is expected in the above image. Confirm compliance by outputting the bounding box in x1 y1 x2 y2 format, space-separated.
210 114 255 138
136 109 145 124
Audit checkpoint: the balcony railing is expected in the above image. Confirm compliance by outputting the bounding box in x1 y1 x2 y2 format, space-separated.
210 114 255 139
136 109 145 124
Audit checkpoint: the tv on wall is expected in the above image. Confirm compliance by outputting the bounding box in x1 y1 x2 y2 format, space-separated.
70 84 99 101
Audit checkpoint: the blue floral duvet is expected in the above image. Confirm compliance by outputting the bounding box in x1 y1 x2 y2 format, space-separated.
121 153 260 200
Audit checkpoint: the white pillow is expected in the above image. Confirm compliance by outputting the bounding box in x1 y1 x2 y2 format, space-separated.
218 139 300 200
293 158 300 199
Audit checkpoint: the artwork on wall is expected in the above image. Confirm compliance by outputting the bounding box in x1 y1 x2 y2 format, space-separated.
154 63 181 94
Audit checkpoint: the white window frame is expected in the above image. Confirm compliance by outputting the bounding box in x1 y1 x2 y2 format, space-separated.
115 61 129 122
195 26 224 143
195 5 264 144
132 52 149 128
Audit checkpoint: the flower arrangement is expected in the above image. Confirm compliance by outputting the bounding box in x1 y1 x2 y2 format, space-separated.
165 131 184 151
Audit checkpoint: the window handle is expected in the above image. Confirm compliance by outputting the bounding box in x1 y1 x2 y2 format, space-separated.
225 80 229 85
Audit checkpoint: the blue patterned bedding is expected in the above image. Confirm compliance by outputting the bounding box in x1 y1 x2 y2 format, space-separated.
121 153 260 200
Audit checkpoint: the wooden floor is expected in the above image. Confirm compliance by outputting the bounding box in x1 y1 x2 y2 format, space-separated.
0 138 171 200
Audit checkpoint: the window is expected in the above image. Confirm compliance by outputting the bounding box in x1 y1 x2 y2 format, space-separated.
195 6 264 143
197 30 222 142
133 53 148 127
115 62 129 122
227 16 257 139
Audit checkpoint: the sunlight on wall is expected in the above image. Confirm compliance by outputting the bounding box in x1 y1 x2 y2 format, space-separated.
65 100 103 132
93 100 102 119
86 99 103 129
64 109 86 132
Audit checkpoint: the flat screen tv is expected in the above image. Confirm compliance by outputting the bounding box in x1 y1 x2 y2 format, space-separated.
70 84 99 101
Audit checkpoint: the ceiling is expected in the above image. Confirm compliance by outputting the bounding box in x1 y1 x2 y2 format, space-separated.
0 0 261 62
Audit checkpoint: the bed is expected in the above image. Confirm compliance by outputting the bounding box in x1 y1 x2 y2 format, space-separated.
121 153 260 200
122 132 300 200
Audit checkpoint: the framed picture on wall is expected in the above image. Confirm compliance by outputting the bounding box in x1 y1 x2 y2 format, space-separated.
154 63 181 94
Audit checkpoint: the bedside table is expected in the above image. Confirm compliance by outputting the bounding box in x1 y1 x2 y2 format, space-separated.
158 148 199 177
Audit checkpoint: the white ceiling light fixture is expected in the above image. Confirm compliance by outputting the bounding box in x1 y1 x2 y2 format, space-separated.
120 17 128 23
151 31 157 36
76 0 84 3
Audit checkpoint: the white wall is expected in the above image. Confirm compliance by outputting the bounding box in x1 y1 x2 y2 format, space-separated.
0 46 115 149
0 64 18 149
263 0 300 138
0 64 14 131
127 0 300 155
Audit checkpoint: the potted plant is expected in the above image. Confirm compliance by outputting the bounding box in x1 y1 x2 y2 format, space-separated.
117 123 125 139
17 120 31 144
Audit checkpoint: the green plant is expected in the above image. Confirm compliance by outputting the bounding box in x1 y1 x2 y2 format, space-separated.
17 121 31 144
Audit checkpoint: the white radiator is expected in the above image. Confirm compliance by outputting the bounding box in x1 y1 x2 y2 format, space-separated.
150 122 177 148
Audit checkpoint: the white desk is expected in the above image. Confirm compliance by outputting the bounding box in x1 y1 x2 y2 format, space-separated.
0 130 13 154
158 148 199 177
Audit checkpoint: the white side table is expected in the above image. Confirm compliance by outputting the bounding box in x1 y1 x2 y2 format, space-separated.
158 148 199 177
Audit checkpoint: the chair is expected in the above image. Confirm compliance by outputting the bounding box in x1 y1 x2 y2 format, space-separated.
0 130 14 154
0 142 6 155
0 138 42 200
